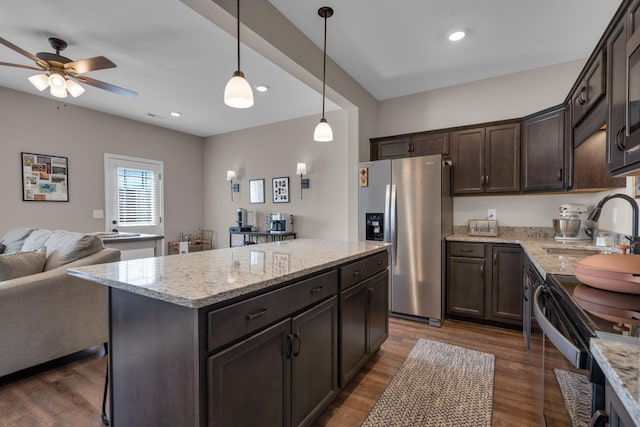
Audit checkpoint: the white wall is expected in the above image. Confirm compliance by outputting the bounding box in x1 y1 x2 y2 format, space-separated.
376 59 585 136
204 110 349 249
0 86 205 244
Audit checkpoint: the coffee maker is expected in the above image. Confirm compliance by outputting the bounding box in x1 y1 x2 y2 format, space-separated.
234 208 252 232
270 213 293 234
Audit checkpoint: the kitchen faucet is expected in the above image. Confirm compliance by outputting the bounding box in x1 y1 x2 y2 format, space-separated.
587 193 639 254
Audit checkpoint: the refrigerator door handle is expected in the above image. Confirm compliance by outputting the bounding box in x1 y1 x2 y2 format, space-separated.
390 184 398 265
384 184 391 244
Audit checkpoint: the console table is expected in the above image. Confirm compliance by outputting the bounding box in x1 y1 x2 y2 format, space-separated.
168 241 212 255
229 231 296 247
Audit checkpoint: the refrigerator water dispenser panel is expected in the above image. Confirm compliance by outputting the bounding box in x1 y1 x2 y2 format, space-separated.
365 213 384 241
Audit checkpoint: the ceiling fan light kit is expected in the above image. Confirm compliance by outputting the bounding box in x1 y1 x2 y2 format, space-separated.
224 0 254 109
314 6 334 142
0 36 136 99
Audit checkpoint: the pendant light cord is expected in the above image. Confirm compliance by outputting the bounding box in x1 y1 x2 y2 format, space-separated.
321 11 327 119
236 0 241 71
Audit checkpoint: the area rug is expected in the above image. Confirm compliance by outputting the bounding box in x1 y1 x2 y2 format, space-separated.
553 368 592 427
361 338 495 427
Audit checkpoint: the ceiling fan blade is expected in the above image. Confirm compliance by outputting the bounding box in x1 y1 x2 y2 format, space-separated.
0 61 44 71
0 37 48 68
73 75 137 98
64 56 116 74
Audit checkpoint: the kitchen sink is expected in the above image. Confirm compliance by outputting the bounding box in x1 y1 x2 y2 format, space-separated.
543 247 601 256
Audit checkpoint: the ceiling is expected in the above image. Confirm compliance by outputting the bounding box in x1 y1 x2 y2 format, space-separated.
0 0 622 138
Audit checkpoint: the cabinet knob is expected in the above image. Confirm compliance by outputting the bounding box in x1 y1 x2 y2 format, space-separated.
311 286 324 295
460 248 474 253
578 87 587 105
480 265 484 278
353 269 363 277
557 168 563 181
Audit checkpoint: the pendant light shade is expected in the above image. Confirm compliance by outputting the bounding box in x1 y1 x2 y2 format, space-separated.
224 70 254 108
314 118 333 142
224 0 254 109
314 7 334 142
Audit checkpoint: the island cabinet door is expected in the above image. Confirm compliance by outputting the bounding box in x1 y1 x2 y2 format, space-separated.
208 318 292 427
367 271 389 354
339 280 369 387
291 296 338 427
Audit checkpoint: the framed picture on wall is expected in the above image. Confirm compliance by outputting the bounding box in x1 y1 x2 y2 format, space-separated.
21 152 69 202
272 177 289 203
249 179 265 204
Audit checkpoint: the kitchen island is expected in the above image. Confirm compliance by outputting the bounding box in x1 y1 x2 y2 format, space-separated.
68 239 390 427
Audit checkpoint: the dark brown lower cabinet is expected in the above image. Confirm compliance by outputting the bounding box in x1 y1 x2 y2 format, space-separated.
447 255 485 318
603 378 635 427
491 245 523 322
446 242 523 327
340 270 388 387
208 296 338 427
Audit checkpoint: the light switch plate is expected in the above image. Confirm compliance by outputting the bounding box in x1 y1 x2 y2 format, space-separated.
93 209 104 219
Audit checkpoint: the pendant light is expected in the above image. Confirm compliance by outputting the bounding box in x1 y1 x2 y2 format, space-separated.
314 6 334 142
224 0 254 108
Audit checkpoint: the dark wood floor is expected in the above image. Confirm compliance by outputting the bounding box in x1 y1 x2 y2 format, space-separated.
0 317 543 426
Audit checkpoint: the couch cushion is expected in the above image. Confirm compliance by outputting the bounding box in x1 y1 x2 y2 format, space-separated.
21 229 53 252
0 246 47 281
44 231 104 271
0 228 34 254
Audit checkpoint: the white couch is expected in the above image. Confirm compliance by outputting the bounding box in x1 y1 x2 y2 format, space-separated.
0 227 120 377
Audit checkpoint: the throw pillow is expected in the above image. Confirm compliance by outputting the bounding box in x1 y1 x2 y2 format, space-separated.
21 229 53 252
0 246 47 281
0 227 34 254
0 244 5 254
43 230 104 271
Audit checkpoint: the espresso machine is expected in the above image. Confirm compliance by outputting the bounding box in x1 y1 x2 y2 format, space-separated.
270 213 293 234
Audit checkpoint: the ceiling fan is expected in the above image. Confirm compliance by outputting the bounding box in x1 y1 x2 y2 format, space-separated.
0 36 137 99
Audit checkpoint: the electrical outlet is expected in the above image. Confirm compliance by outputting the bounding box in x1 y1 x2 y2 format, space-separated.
487 209 497 220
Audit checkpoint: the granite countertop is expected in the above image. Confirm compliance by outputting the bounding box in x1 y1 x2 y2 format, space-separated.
68 239 389 309
591 333 640 424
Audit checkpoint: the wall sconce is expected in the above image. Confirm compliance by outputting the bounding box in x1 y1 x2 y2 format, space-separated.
227 170 239 201
296 162 309 199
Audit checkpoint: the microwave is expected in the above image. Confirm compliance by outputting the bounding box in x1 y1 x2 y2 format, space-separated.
626 27 640 152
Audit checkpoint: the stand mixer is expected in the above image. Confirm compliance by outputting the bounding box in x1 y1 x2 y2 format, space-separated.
553 203 591 241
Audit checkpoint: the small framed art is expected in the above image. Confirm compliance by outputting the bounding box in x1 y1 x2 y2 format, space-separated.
272 177 289 203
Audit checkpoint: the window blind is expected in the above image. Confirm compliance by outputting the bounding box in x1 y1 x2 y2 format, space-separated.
116 167 158 226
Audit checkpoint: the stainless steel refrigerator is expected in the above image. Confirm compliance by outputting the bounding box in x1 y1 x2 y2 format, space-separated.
359 155 452 326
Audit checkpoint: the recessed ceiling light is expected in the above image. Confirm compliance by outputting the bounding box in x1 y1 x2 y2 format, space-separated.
448 31 466 42
170 111 182 117
255 85 269 92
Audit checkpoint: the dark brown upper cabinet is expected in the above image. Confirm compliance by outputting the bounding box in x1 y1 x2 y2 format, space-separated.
522 105 568 192
607 15 628 172
608 0 640 175
571 49 606 127
451 123 520 195
371 131 449 161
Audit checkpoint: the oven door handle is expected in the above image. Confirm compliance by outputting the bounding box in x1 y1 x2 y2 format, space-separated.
533 287 583 369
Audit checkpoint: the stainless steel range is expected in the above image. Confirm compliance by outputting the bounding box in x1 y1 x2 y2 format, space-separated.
532 273 632 426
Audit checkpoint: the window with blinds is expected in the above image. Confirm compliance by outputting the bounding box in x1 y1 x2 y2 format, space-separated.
117 167 158 226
